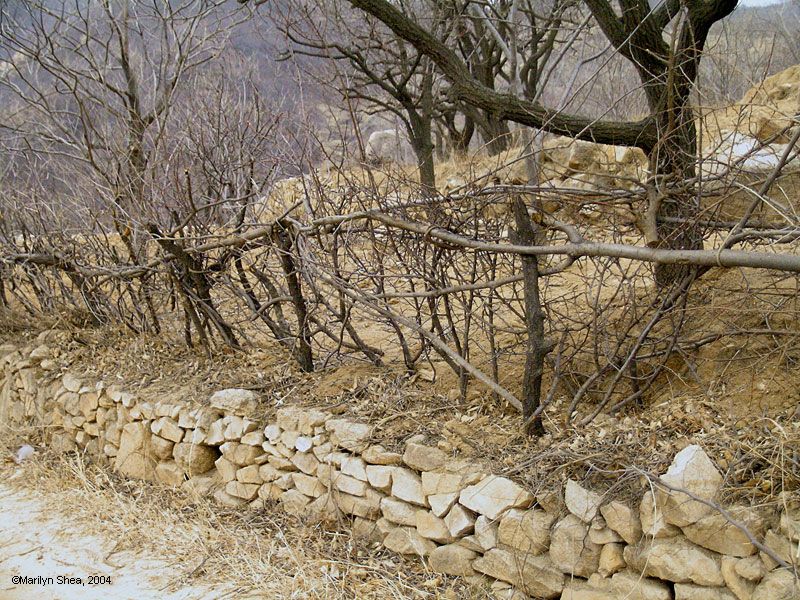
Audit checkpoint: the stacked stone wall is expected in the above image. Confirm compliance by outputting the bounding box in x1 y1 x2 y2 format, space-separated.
1 336 798 599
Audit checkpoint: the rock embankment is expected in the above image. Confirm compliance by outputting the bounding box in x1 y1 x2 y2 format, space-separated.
1 334 798 600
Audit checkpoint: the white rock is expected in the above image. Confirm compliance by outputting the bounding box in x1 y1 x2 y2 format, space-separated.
601 500 643 544
497 508 554 555
473 548 564 599
565 479 603 522
624 536 724 586
444 504 475 537
383 526 437 557
391 467 427 506
459 475 534 520
659 445 722 527
548 514 602 578
428 544 477 577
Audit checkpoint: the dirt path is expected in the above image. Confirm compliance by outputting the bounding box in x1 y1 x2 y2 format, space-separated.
0 481 240 600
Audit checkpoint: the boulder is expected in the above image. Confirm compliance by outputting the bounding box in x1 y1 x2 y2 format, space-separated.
225 480 260 501
659 445 722 527
548 514 602 577
151 417 183 443
734 555 766 582
624 536 724 586
365 129 413 165
459 475 534 520
366 465 394 493
150 435 175 460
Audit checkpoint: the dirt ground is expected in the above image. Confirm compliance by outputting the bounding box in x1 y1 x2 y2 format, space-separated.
0 478 239 600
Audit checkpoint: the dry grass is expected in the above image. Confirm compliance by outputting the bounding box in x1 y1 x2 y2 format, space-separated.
0 426 493 599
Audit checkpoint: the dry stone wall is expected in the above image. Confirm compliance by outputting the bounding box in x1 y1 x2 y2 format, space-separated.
1 334 798 600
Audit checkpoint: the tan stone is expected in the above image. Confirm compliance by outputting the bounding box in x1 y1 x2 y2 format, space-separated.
210 388 258 415
280 489 312 515
155 461 185 487
341 456 368 481
659 444 722 527
269 455 295 470
292 473 326 497
214 488 248 508
381 497 420 526
403 442 447 471
363 444 402 465
599 543 626 577
236 464 262 484
565 479 603 523
475 515 498 550
152 417 183 443
624 536 724 586
332 472 367 497
79 392 99 420
335 489 383 519
291 451 319 475
220 441 262 466
173 442 217 475
215 455 238 482
428 544 477 577
240 430 265 446
640 490 681 538
205 419 226 445
780 508 800 542
63 373 82 393
224 416 258 440
113 421 156 481
225 480 260 501
497 508 553 555
734 556 766 582
473 548 564 599
421 471 463 496
428 492 459 518
751 568 799 600
721 556 757 600
549 514 602 578
445 504 475 537
391 467 427 506
182 474 221 498
674 584 738 600
383 526 437 557
683 508 764 557
326 418 372 452
606 570 672 600
601 500 643 544
416 511 455 543
258 483 282 502
459 476 534 520
761 529 799 569
366 465 394 493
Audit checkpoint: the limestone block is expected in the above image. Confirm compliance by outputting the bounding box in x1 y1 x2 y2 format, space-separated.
445 504 475 537
155 461 185 487
220 441 262 466
292 473 326 497
363 444 403 465
428 492 459 518
598 543 626 577
683 508 764 557
366 465 394 493
403 442 447 471
206 419 226 445
761 529 799 569
332 472 367 497
63 373 82 393
473 548 564 599
152 417 183 443
113 421 156 481
280 489 312 515
601 500 643 544
734 556 766 582
459 475 534 520
214 488 248 508
225 480 260 501
236 465 262 484
751 568 799 600
416 510 455 543
224 416 257 440
391 467 427 506
381 497 420 527
150 435 175 460
566 479 603 522
721 556 757 600
674 584 738 600
474 515 499 551
341 456 368 481
640 490 681 538
428 544 478 577
326 418 372 452
210 388 258 415
659 444 722 527
334 488 382 519
549 514 602 578
291 451 319 475
215 456 238 482
383 526 437 557
624 535 724 586
421 472 464 496
173 442 217 475
497 508 554 555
